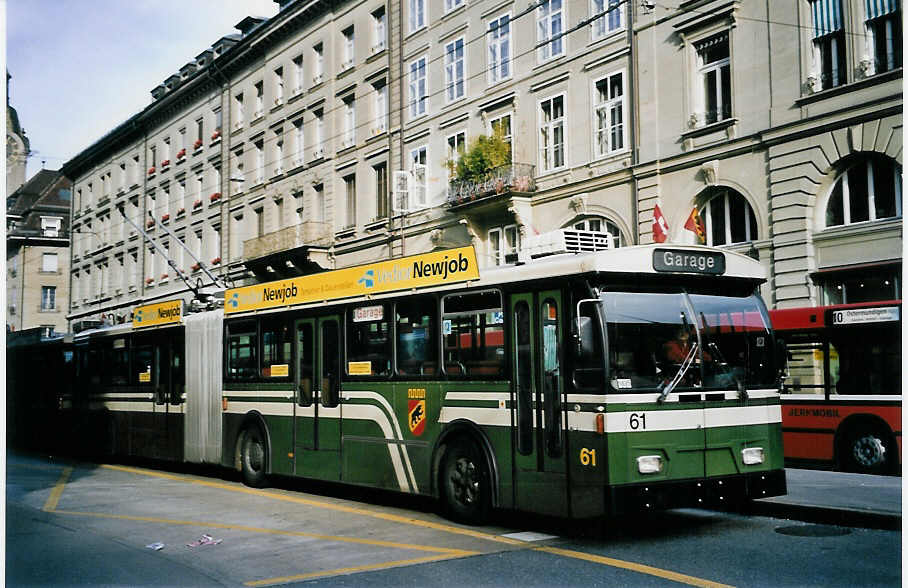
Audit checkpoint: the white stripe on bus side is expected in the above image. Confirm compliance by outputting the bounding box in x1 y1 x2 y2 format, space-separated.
444 391 510 402
342 403 412 493
601 390 780 404
438 406 512 427
225 401 294 417
600 404 782 434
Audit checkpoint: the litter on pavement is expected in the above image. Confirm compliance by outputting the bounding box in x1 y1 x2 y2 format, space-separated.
186 534 223 547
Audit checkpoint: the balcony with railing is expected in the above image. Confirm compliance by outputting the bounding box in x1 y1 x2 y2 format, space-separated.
243 221 332 261
446 163 535 209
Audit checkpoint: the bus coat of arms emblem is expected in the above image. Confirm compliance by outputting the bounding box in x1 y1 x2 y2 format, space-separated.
408 399 426 436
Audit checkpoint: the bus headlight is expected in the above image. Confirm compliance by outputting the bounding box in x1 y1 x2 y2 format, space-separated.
637 455 663 474
742 447 765 465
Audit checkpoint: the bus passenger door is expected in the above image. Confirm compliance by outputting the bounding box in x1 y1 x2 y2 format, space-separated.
510 291 568 517
294 316 342 480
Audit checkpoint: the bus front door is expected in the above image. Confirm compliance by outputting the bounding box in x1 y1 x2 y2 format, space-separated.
510 291 568 517
294 316 342 481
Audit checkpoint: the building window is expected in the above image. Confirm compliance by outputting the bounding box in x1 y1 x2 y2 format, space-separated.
314 183 325 222
374 162 388 219
489 225 520 266
373 81 388 133
314 43 324 82
809 0 846 89
445 38 465 103
698 187 758 246
314 109 325 154
445 0 462 12
539 95 565 172
342 97 356 147
593 71 625 157
292 55 303 93
42 252 58 272
571 217 622 248
408 56 427 118
274 67 284 104
255 140 264 184
410 0 425 32
342 26 355 69
865 1 902 74
344 174 356 228
293 119 304 164
274 128 284 175
696 33 731 125
489 113 513 162
41 286 56 311
825 154 902 228
41 216 62 237
488 14 511 84
254 81 264 117
591 0 623 40
234 93 244 127
255 207 265 238
372 7 386 52
446 132 466 180
410 146 428 207
537 0 565 62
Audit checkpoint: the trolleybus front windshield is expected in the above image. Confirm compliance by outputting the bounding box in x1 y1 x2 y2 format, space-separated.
601 291 775 392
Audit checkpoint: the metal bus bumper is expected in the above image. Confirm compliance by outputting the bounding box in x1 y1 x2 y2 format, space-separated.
606 469 787 515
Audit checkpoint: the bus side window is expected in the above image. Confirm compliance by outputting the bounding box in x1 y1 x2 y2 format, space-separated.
226 320 258 381
441 290 505 377
396 296 438 376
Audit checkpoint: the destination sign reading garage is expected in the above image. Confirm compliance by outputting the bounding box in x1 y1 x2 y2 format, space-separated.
653 248 726 275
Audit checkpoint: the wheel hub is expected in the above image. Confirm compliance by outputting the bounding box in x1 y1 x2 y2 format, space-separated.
450 457 480 505
853 435 886 468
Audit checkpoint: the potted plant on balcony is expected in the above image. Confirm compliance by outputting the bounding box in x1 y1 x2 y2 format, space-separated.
161 159 171 168
161 213 170 222
146 277 155 285
147 166 156 175
194 138 204 150
177 148 186 159
191 262 201 272
211 256 221 265
193 199 203 209
211 129 221 141
209 192 222 202
146 219 155 228
177 207 185 216
446 132 511 203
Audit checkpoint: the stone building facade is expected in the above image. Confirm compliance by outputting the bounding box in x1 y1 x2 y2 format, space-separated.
62 0 902 328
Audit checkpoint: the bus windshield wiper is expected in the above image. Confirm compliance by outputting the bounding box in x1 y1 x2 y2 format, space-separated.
707 341 748 400
658 342 698 403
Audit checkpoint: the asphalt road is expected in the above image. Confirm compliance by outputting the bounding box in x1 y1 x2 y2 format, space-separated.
5 454 901 587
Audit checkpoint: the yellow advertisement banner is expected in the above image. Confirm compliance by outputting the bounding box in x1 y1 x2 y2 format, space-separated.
225 246 480 314
133 299 184 328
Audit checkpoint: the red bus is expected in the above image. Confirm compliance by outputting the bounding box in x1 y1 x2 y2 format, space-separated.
771 301 901 474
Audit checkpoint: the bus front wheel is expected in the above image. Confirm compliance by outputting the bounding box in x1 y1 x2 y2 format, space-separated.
240 425 268 488
841 424 894 475
441 438 490 524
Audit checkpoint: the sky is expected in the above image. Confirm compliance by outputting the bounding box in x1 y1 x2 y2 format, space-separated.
7 0 279 181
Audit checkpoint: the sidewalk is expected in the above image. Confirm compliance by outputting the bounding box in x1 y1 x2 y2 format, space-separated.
750 468 902 530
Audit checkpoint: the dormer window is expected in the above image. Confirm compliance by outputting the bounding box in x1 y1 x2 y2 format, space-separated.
41 216 62 238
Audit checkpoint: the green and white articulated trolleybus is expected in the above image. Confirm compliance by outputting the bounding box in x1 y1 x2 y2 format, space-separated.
68 232 786 523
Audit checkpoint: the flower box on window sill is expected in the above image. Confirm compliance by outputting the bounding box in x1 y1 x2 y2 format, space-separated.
211 257 221 265
209 192 222 203
160 273 169 280
176 148 187 159
312 74 324 86
146 220 155 228
273 97 284 107
191 263 201 272
193 139 204 150
146 278 155 285
147 167 156 175
161 214 170 222
211 130 221 141
193 199 203 209
370 126 386 137
176 207 185 216
161 159 171 168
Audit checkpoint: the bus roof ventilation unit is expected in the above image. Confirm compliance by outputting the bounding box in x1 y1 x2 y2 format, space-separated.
523 229 613 260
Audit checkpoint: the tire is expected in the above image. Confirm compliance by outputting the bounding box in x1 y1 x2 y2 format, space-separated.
841 424 893 475
440 438 491 525
240 425 268 488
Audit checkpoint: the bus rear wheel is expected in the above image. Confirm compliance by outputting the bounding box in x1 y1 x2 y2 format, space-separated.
240 425 268 488
441 439 490 525
841 425 893 475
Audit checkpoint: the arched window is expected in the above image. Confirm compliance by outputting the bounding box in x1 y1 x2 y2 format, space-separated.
571 216 622 247
825 154 902 228
699 187 757 246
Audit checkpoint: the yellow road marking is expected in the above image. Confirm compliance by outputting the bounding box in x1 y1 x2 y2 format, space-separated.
97 463 731 587
536 546 735 588
52 509 476 555
244 554 467 587
42 466 72 512
101 464 524 546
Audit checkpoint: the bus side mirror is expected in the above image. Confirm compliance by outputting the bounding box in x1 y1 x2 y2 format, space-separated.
575 316 595 359
775 338 789 386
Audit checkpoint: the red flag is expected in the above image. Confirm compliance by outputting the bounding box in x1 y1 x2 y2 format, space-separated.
652 203 669 243
683 207 706 244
